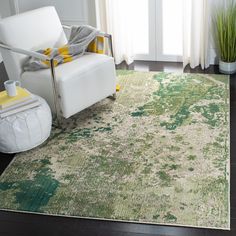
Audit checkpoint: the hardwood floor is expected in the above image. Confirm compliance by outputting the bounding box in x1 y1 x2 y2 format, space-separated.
0 61 236 236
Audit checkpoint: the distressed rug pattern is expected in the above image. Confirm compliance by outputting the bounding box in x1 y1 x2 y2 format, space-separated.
0 71 230 229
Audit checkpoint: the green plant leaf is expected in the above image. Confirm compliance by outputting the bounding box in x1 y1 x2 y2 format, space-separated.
214 1 236 62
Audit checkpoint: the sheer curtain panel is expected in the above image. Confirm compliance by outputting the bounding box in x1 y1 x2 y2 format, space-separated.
96 0 136 65
183 0 211 69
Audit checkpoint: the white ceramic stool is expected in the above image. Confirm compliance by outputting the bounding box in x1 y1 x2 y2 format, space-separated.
0 96 52 153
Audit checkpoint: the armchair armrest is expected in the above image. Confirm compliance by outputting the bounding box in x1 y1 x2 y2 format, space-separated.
0 42 50 61
98 32 114 57
98 31 111 38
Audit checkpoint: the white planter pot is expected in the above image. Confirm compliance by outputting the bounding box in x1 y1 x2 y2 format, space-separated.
219 60 236 74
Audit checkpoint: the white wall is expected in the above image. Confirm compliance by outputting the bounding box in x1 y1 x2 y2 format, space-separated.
0 0 12 18
87 0 96 27
12 0 96 26
0 0 13 63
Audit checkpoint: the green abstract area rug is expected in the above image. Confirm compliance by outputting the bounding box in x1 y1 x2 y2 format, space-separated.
0 71 230 230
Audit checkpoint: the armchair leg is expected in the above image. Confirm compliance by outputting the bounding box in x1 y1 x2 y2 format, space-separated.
50 59 63 128
52 116 63 128
108 93 116 100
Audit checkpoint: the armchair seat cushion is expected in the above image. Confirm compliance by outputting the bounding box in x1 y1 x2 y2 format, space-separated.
21 53 116 118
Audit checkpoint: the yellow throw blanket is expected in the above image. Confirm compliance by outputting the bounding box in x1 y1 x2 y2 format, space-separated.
23 25 105 71
87 36 105 55
23 25 120 92
42 36 105 68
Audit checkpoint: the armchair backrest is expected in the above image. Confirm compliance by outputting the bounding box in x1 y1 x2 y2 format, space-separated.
0 6 68 81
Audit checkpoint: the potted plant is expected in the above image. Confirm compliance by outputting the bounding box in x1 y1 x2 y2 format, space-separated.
214 1 236 74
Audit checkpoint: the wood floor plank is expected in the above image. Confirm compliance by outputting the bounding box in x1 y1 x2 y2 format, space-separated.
0 153 15 175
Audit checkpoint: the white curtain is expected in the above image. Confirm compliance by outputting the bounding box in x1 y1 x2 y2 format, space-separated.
95 0 136 65
97 0 212 68
183 0 211 69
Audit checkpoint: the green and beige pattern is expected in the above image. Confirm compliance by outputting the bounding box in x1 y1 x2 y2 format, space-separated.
0 71 230 229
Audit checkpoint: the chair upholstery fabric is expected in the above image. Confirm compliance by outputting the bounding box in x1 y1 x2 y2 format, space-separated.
21 53 116 118
0 7 116 119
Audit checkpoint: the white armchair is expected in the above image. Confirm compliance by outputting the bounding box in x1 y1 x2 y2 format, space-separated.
0 7 116 124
